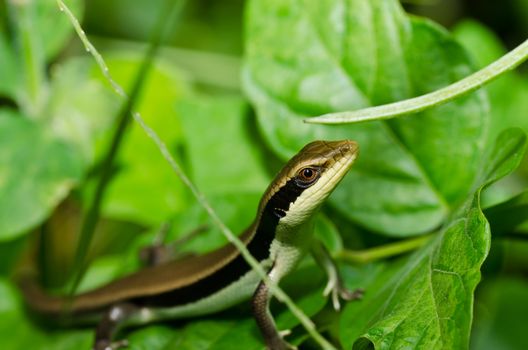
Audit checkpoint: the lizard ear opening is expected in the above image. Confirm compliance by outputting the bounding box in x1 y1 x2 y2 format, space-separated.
273 208 286 218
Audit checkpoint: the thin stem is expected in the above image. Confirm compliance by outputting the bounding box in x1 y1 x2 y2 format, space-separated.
56 1 125 97
66 0 184 295
305 39 528 124
337 233 434 264
58 2 336 349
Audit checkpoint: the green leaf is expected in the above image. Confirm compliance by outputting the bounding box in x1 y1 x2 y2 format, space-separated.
452 20 506 69
0 278 92 350
244 0 489 236
47 57 120 165
36 0 84 60
177 95 270 196
314 213 344 253
91 55 191 225
85 93 272 260
453 20 528 142
129 318 300 350
6 0 82 118
0 111 83 241
339 129 527 350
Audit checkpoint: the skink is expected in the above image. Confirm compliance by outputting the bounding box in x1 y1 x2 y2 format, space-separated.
18 140 359 350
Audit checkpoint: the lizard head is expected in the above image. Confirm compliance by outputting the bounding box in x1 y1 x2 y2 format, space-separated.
260 140 358 228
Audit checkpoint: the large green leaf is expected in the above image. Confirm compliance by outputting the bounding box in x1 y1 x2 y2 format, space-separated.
244 0 489 236
0 278 92 350
339 129 527 350
452 20 528 204
177 95 270 196
453 20 528 142
0 111 83 241
5 0 83 115
47 57 120 165
35 0 84 60
91 54 191 225
127 319 263 350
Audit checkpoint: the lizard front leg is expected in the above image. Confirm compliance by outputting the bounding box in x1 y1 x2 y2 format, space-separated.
310 240 363 310
252 263 296 350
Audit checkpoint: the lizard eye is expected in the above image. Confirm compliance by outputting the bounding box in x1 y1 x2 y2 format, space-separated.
297 167 319 183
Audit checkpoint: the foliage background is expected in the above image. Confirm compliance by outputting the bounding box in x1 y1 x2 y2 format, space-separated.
0 0 527 349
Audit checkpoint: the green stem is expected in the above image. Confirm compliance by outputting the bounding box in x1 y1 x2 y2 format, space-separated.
305 38 528 124
337 233 434 264
56 0 125 97
67 0 185 296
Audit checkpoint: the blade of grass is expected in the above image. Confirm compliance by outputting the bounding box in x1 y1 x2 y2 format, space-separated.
65 0 185 296
57 1 336 349
56 1 125 97
305 38 528 124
